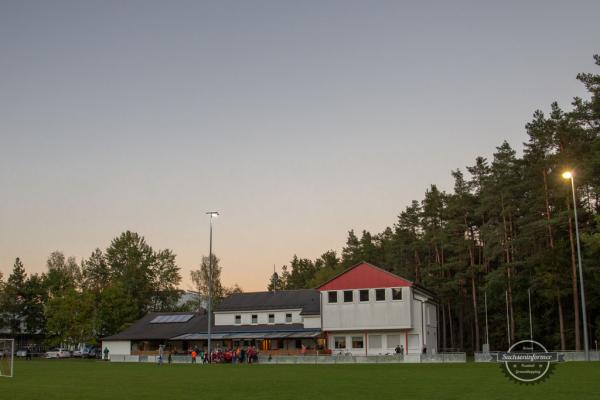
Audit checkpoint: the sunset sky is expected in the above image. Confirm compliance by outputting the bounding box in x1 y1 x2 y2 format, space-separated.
1 0 599 291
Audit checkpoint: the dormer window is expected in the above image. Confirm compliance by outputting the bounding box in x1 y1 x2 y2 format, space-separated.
235 315 241 324
251 314 258 324
285 313 292 323
268 313 275 323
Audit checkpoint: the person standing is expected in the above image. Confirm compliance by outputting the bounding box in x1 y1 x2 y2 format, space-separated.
191 350 197 364
158 346 164 366
247 346 254 364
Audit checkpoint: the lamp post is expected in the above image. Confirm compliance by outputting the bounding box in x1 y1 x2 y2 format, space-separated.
206 211 219 363
562 171 589 361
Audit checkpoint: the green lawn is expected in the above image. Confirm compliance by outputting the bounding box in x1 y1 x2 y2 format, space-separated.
1 359 599 400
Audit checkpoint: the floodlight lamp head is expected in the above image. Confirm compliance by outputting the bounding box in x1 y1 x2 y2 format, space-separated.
562 171 573 180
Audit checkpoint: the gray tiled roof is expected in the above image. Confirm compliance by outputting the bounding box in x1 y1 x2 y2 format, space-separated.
103 290 322 342
102 312 208 341
215 289 320 315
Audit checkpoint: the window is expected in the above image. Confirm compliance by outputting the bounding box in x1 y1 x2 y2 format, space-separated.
351 336 364 349
392 288 403 300
328 291 337 303
375 289 386 301
251 314 258 324
368 335 382 349
334 336 346 349
235 315 241 324
268 314 275 323
359 289 369 302
387 334 401 348
343 290 353 303
295 339 302 349
285 313 292 323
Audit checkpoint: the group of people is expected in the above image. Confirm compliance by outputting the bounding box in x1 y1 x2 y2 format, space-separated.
158 345 259 365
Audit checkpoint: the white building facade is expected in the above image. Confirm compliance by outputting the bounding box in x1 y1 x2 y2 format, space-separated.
318 262 438 356
102 263 437 357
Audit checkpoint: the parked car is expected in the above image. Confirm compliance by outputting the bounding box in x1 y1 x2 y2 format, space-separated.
16 349 28 357
72 349 84 357
84 347 100 359
45 348 71 358
71 346 98 358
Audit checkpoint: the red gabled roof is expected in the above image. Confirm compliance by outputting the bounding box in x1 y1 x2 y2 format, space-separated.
316 262 413 291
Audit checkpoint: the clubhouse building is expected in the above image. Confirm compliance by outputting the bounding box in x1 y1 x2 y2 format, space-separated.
102 262 438 357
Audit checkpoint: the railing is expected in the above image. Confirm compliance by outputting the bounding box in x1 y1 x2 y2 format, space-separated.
474 351 600 362
421 353 467 363
259 353 465 364
132 350 160 356
109 352 466 364
556 350 600 361
259 349 330 356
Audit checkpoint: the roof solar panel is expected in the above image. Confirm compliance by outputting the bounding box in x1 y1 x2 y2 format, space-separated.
150 314 194 324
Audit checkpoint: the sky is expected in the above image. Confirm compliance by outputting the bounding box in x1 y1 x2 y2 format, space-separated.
1 0 599 291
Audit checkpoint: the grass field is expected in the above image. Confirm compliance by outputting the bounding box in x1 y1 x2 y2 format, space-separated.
1 360 599 400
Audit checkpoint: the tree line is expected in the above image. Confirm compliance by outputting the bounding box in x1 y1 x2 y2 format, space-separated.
268 54 600 352
0 231 239 346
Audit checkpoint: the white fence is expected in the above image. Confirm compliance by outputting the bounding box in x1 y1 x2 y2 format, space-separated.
474 351 600 362
421 353 467 363
109 353 466 364
110 355 197 363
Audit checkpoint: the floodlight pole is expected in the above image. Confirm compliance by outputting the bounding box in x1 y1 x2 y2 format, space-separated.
206 211 219 363
528 288 533 342
484 291 489 348
567 176 590 361
505 290 510 347
11 339 14 378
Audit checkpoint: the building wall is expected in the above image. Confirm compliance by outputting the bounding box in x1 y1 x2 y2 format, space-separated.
410 297 423 353
214 309 303 326
321 287 413 331
102 340 131 358
322 291 437 356
326 331 408 356
409 295 438 354
302 315 321 329
425 302 438 353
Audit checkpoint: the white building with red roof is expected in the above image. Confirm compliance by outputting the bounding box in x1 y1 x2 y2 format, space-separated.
103 262 438 359
317 262 438 356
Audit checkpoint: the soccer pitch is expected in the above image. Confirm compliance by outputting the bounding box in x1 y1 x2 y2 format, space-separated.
1 360 599 400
